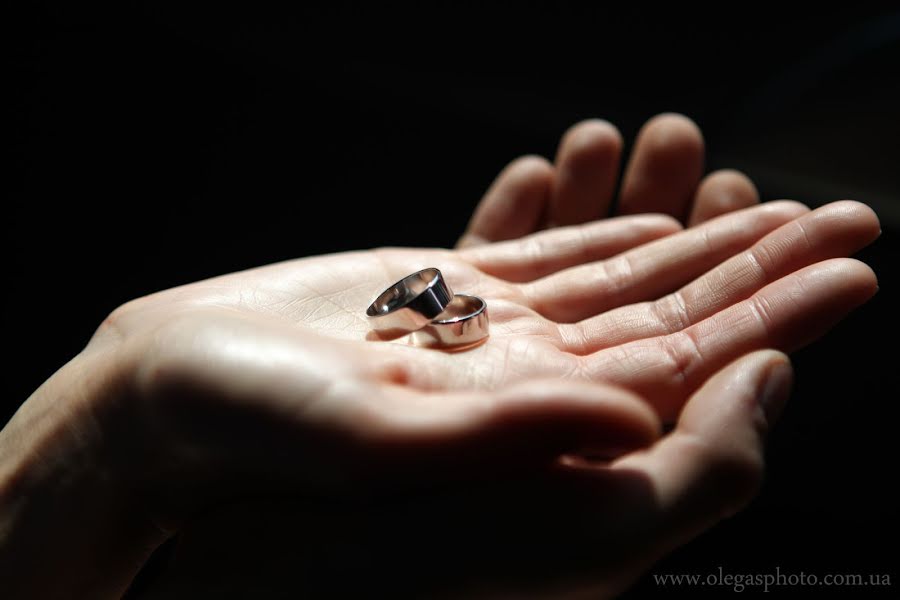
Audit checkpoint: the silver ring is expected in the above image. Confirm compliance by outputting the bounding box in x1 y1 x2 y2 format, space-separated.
366 268 454 338
410 294 489 350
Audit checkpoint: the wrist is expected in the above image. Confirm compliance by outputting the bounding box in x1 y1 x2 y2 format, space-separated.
0 348 168 599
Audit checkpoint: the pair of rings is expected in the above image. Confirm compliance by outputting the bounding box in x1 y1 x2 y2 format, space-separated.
366 268 489 351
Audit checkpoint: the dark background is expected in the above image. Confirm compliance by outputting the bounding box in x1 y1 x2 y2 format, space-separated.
10 4 900 596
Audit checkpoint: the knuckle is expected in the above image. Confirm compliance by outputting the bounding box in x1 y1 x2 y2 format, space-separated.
92 298 145 344
693 437 766 517
715 454 765 517
129 316 198 398
652 294 690 334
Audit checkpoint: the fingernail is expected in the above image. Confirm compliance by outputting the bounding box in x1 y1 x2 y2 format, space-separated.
759 360 793 424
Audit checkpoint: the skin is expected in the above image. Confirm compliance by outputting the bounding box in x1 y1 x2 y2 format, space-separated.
0 115 880 599
458 113 760 246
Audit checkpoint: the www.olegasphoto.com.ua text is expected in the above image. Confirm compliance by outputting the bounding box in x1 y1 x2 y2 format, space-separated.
653 566 892 592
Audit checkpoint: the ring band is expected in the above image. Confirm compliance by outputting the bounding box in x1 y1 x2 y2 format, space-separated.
366 268 454 338
410 294 489 350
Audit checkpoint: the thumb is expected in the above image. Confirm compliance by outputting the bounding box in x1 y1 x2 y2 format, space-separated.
363 379 662 485
613 349 793 540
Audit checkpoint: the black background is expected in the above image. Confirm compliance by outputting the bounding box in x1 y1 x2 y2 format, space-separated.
9 4 900 596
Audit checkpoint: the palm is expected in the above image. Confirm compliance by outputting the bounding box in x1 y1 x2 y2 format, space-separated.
105 115 880 599
124 199 878 598
111 199 877 425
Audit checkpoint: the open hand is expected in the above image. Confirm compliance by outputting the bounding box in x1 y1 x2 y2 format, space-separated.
0 115 879 599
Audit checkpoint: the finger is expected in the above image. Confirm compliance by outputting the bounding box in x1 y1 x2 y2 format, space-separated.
459 214 681 283
366 379 661 479
584 258 877 420
457 155 554 248
546 119 623 226
524 201 808 323
612 350 792 539
688 169 760 226
563 201 881 351
617 113 704 221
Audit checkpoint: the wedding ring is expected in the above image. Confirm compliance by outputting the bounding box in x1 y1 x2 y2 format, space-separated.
410 294 489 350
366 268 454 338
